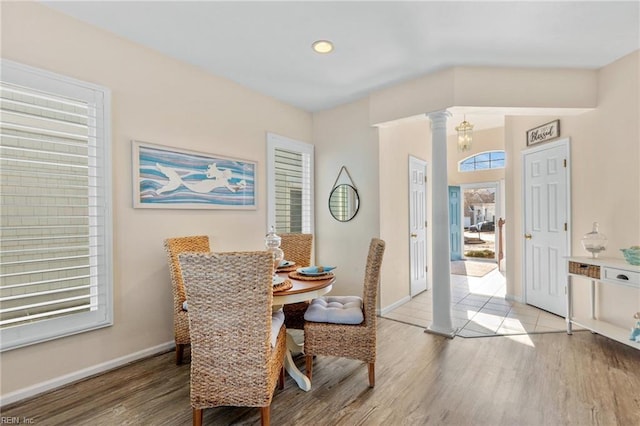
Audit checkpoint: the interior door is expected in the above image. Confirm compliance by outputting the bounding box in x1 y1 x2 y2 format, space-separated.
409 156 428 296
449 186 462 260
523 139 570 316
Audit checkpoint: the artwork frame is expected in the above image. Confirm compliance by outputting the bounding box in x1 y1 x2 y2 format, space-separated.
526 119 560 146
132 140 257 209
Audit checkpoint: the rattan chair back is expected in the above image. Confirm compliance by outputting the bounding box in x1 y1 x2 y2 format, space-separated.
279 233 313 267
280 233 314 330
163 235 210 364
362 238 386 327
178 251 286 425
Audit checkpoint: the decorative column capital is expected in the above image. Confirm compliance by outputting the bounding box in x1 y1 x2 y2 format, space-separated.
426 110 451 131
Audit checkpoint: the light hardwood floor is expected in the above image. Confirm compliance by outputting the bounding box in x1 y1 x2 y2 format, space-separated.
2 318 639 425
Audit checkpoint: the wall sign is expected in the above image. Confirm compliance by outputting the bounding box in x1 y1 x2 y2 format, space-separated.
526 120 560 146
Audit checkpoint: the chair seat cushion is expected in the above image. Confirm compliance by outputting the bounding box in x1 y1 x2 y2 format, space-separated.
304 296 364 325
271 308 285 347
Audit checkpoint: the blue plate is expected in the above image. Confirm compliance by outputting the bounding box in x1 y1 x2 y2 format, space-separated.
297 266 336 276
278 260 295 268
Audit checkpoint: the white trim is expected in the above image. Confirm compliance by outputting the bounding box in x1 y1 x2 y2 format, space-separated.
0 60 113 351
379 295 411 315
521 137 572 308
0 341 174 407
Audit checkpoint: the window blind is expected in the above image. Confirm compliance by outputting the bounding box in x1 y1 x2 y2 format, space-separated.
266 133 313 235
0 61 112 351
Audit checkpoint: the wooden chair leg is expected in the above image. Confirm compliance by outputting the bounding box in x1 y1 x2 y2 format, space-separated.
278 366 285 390
368 362 375 388
260 406 270 426
176 343 185 365
193 408 203 426
305 355 313 381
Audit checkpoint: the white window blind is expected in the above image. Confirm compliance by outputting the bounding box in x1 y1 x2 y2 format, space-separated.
266 133 313 234
0 60 112 351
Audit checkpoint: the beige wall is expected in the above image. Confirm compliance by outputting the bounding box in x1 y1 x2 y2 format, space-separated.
378 118 431 309
370 67 597 126
2 0 638 404
504 51 640 327
447 126 506 186
1 3 312 398
312 98 381 298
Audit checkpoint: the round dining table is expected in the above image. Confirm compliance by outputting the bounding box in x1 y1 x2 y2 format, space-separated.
272 270 334 392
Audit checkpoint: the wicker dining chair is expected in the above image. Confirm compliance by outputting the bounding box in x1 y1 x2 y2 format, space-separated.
163 235 210 365
280 233 313 330
179 251 287 426
304 238 385 387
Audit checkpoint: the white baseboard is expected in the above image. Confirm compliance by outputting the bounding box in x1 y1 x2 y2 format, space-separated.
0 341 175 407
379 295 411 315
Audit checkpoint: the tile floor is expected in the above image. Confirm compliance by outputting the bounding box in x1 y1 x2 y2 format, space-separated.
382 265 570 337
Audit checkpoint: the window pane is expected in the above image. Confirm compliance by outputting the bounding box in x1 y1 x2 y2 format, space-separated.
490 151 505 161
491 159 505 168
458 151 505 172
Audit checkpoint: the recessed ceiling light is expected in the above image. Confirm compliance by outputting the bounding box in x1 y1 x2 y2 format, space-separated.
312 40 334 54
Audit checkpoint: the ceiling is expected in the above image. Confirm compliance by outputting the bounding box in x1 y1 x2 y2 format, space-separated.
42 1 639 130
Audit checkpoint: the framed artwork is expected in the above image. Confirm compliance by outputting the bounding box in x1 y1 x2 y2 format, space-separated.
132 141 257 209
526 120 560 146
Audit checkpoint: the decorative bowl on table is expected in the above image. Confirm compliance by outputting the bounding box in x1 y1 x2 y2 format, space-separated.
296 266 336 276
278 260 295 268
621 246 640 265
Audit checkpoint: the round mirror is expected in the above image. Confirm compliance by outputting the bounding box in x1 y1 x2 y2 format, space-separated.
329 184 360 222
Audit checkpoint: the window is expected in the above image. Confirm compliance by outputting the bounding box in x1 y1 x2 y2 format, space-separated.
0 60 112 351
458 150 505 172
266 133 314 234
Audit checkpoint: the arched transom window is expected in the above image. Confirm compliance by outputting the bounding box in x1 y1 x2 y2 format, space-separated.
458 150 505 172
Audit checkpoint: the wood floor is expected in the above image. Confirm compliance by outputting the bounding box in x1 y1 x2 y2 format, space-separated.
3 318 639 425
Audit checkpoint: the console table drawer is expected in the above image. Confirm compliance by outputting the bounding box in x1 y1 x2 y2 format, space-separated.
569 261 600 279
602 267 640 288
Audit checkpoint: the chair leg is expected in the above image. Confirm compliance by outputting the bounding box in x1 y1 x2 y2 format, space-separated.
305 355 313 381
260 406 270 426
368 362 375 388
193 408 203 426
278 366 285 390
176 344 185 365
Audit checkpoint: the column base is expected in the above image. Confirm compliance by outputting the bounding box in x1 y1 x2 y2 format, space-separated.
425 325 458 339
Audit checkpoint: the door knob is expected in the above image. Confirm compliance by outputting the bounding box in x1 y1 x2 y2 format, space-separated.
410 233 418 238
524 233 532 240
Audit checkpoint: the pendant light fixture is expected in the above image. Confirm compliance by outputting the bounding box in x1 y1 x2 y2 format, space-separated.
455 116 473 152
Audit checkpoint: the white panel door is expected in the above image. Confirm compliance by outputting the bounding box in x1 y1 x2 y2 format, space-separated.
523 140 570 316
409 156 428 296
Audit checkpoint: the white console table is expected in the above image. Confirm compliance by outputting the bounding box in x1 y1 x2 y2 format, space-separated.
566 256 640 350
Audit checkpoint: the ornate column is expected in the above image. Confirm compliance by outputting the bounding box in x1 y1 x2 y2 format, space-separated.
426 110 456 338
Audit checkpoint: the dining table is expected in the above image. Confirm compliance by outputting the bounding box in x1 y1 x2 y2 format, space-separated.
272 269 335 392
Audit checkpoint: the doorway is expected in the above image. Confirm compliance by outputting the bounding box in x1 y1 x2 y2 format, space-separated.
459 182 501 263
409 156 428 297
522 138 570 316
